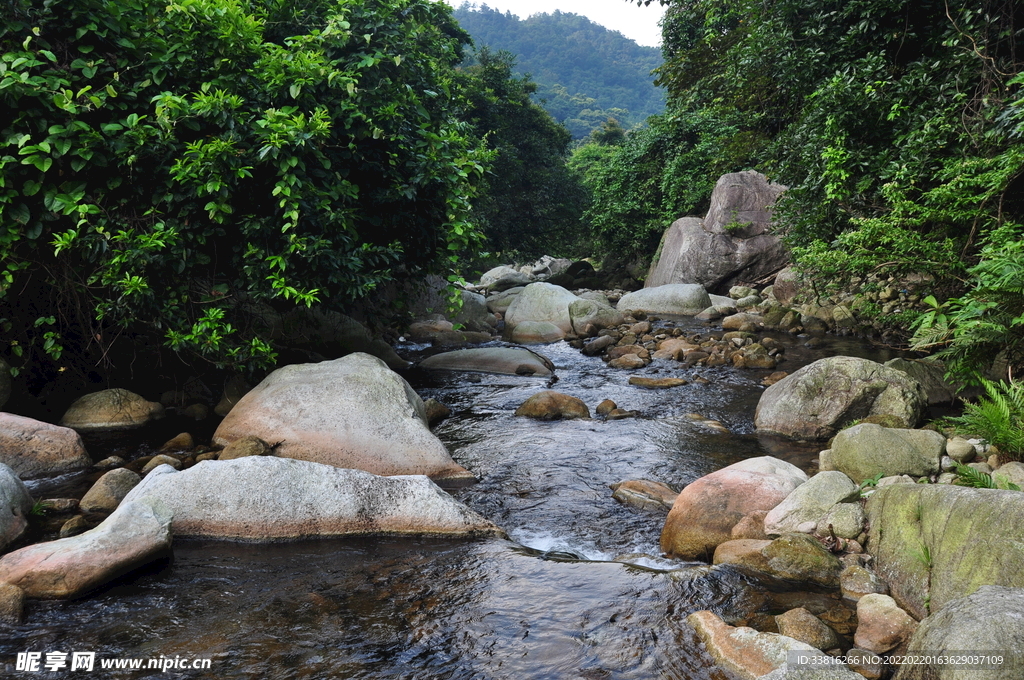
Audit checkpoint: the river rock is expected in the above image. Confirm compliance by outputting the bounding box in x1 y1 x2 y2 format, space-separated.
945 437 976 464
775 607 839 651
480 265 532 292
0 498 172 598
141 455 182 474
453 290 497 333
423 399 451 427
510 320 565 344
894 586 1024 680
830 424 944 484
79 468 142 514
754 356 928 440
219 435 271 460
610 480 678 511
419 347 554 377
816 502 865 540
514 391 590 420
866 483 1024 620
661 456 807 560
994 461 1024 488
688 610 816 680
713 539 771 572
0 464 32 553
59 388 164 432
158 432 194 453
214 353 472 481
569 299 624 335
854 594 917 653
840 564 888 602
731 510 769 540
884 357 961 405
504 282 580 336
274 308 411 371
628 376 688 389
485 286 524 314
0 582 24 623
722 313 762 331
122 458 504 541
406 318 454 342
758 664 864 680
763 471 859 536
617 284 712 316
0 413 92 479
762 533 842 588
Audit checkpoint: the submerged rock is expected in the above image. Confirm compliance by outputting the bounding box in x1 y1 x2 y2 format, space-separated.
514 391 590 420
419 347 554 377
214 353 472 481
122 458 504 541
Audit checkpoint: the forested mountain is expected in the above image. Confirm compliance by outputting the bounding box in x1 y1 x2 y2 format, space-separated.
453 3 665 138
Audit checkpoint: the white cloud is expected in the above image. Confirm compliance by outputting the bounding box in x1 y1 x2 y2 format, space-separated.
442 0 666 47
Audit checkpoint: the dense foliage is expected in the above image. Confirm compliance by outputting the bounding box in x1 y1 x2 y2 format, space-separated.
0 0 488 387
453 3 665 138
458 48 586 258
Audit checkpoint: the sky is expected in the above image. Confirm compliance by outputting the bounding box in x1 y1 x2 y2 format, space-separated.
442 1 667 48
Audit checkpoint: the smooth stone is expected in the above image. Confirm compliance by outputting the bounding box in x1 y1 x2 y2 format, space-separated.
59 515 91 538
830 424 944 484
775 607 839 651
854 593 917 653
762 533 842 588
994 461 1024 488
945 437 977 463
610 480 678 511
731 510 769 540
754 356 927 440
218 435 271 461
661 457 807 560
687 610 816 680
608 354 645 369
617 284 712 316
0 414 93 479
514 391 590 420
158 432 194 453
510 320 565 344
504 282 580 335
60 388 164 432
141 455 182 475
840 564 888 602
79 468 141 514
0 499 172 598
713 539 772 572
214 353 472 481
628 376 688 388
0 464 32 552
763 471 859 536
816 503 866 540
596 399 617 416
568 299 624 335
419 347 554 377
122 458 504 541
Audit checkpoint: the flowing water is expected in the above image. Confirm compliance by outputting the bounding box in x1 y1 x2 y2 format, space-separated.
3 320 908 679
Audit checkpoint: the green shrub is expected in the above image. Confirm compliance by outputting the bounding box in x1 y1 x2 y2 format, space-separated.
944 379 1024 461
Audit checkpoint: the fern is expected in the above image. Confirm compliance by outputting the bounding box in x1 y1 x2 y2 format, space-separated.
944 379 1024 460
953 461 998 488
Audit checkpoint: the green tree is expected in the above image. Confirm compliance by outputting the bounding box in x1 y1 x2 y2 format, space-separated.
459 48 586 257
0 0 487 387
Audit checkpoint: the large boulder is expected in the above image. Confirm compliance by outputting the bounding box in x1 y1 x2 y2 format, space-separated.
0 413 92 479
617 283 712 316
884 357 962 405
754 356 928 440
479 265 532 292
763 471 859 536
895 586 1024 680
213 353 472 481
830 424 944 484
661 456 807 560
418 347 554 377
121 458 504 541
504 282 580 336
644 174 790 293
0 464 32 553
485 287 524 314
866 484 1024 620
0 498 172 598
510 321 564 345
60 388 164 432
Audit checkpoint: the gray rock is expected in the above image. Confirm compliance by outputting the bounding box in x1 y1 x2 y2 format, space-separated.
617 283 712 316
79 468 142 514
755 356 928 441
688 609 816 680
453 290 497 333
122 458 505 541
219 435 271 460
762 533 843 588
213 353 472 482
894 586 1024 680
884 357 961 405
994 461 1024 488
854 593 917 653
419 347 554 376
0 463 32 553
816 503 865 540
60 388 164 432
485 286 524 314
831 424 944 484
840 564 888 602
0 413 92 479
945 437 977 463
504 282 580 336
705 171 787 238
775 607 839 652
772 268 803 307
763 471 859 536
0 498 172 598
0 582 23 623
866 484 1024 620
569 299 624 334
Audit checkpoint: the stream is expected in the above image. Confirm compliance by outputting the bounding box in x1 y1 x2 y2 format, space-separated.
3 319 910 679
